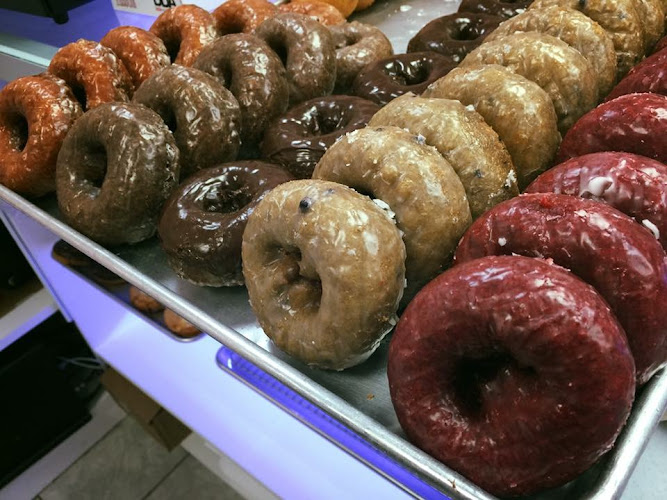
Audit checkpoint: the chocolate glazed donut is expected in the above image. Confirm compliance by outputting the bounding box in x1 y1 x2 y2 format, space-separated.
261 95 379 178
158 161 293 287
56 102 179 245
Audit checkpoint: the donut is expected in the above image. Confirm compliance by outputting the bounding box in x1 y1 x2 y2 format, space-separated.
84 263 126 288
194 34 289 145
133 65 241 179
329 21 393 92
313 126 472 303
56 102 179 246
164 309 201 338
278 1 346 25
255 13 337 105
458 0 532 18
129 286 164 313
484 6 617 98
51 240 92 268
297 0 358 18
100 27 170 89
529 0 645 77
149 5 217 67
212 0 277 35
158 161 293 287
369 94 518 218
0 75 82 197
48 40 133 110
406 13 504 63
655 36 667 54
454 193 667 384
633 0 665 50
355 0 374 11
388 255 635 497
424 64 560 190
556 93 667 165
260 95 379 178
605 48 667 100
242 179 406 370
462 32 598 134
525 152 667 249
352 52 457 107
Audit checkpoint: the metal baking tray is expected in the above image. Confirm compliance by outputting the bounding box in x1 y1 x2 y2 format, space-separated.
2 0 667 497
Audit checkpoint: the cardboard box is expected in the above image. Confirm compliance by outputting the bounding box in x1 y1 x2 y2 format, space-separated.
101 367 190 450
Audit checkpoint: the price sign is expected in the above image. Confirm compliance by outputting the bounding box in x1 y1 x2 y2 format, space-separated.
111 0 183 16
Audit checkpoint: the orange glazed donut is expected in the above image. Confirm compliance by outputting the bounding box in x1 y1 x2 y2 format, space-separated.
48 39 133 110
279 1 346 25
296 0 358 18
213 0 277 35
0 75 82 197
150 5 217 66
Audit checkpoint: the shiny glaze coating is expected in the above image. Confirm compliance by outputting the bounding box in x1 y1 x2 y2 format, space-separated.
301 0 358 18
458 0 532 18
194 34 289 145
388 255 635 497
56 102 179 245
369 94 518 218
525 152 667 249
605 48 667 100
242 179 406 370
655 35 667 54
633 0 665 50
133 65 241 179
352 52 457 107
213 0 276 35
0 75 82 197
48 39 133 110
485 6 617 98
355 0 374 11
556 93 667 165
261 95 379 178
149 5 217 67
313 126 472 304
255 13 337 105
158 161 293 287
424 64 560 190
278 1 346 25
329 21 393 92
100 27 170 88
455 193 667 384
407 13 503 63
462 32 598 134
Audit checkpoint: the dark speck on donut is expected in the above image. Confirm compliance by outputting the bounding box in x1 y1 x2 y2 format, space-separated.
299 197 312 212
474 169 483 178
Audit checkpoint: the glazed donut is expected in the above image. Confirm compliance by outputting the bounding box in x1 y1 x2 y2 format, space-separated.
529 0 645 77
556 93 667 164
100 27 170 89
278 1 346 25
455 193 667 384
242 179 406 370
297 0 358 17
605 48 667 100
255 13 336 105
313 126 472 303
56 102 179 246
458 0 532 18
352 52 457 107
329 21 393 92
355 0 374 11
164 309 201 338
129 286 163 313
194 34 289 145
260 95 379 178
51 240 92 268
133 66 241 179
406 13 504 63
633 0 665 50
158 161 293 287
525 152 667 249
48 40 133 110
213 0 277 35
388 255 635 497
485 6 617 98
655 36 667 54
149 5 217 67
369 94 518 218
0 75 82 197
462 32 598 134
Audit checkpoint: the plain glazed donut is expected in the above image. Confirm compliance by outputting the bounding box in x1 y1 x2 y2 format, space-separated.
369 94 518 218
458 0 532 18
150 5 217 67
299 0 358 17
424 65 560 190
278 1 346 25
158 161 293 287
388 255 635 497
0 75 82 197
260 95 379 178
213 0 277 35
313 126 472 303
133 65 241 179
100 27 170 89
194 34 289 145
48 39 133 110
56 102 179 245
455 193 667 384
633 0 665 50
242 179 406 370
605 48 667 100
255 13 336 105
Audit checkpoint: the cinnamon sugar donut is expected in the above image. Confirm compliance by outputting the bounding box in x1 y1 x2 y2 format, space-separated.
213 0 277 35
150 5 217 67
48 40 133 110
0 75 82 197
279 1 346 25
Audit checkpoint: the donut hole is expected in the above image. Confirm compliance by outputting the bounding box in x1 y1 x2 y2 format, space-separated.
70 82 88 111
160 107 178 135
164 38 182 63
201 180 253 213
386 60 428 86
271 246 322 311
453 19 481 41
6 113 29 152
266 40 289 67
81 144 108 191
314 112 346 135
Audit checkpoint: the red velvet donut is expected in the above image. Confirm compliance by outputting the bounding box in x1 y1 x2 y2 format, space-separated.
455 193 667 385
604 48 667 101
